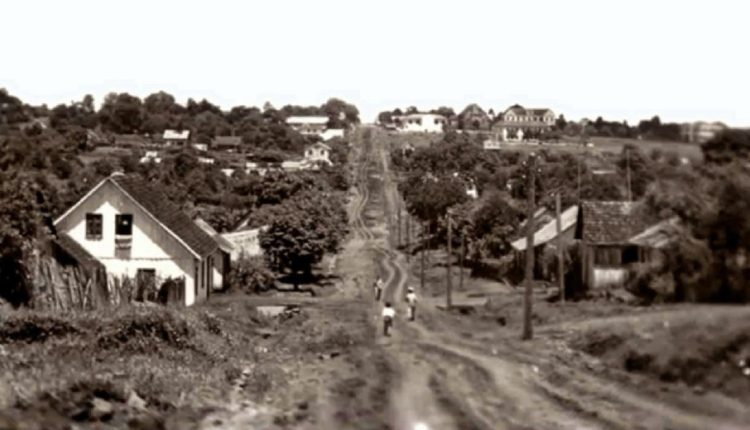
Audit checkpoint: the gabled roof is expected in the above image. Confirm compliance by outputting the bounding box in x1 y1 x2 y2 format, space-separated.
576 201 646 244
163 129 190 140
55 174 217 258
528 108 554 116
504 104 527 116
306 141 331 151
286 116 329 125
114 134 150 146
194 217 236 254
512 205 578 251
212 136 242 147
628 217 681 249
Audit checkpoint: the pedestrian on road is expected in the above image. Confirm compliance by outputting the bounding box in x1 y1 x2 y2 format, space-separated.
405 287 418 321
374 277 384 301
382 302 395 336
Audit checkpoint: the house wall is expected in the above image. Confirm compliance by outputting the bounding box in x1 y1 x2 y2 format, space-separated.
222 228 264 260
55 180 210 306
592 268 628 288
400 115 445 133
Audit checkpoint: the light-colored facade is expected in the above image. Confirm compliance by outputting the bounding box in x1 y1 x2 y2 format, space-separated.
681 121 727 144
286 116 329 135
492 105 555 141
304 142 332 165
285 116 345 141
54 175 217 306
163 129 190 146
396 113 447 133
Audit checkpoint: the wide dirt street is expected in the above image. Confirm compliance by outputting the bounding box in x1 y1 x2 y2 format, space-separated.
328 126 750 430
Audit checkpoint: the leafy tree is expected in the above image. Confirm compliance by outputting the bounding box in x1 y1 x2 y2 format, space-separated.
98 92 144 133
702 129 750 165
260 191 346 285
0 172 42 306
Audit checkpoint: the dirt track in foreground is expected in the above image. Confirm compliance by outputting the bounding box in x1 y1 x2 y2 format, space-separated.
344 126 750 430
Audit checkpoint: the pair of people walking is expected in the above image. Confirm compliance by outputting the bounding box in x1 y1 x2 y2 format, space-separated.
381 286 418 337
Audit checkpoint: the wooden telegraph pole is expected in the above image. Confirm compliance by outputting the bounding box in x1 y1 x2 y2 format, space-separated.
397 201 402 248
522 154 536 341
446 211 453 310
420 221 426 291
406 212 411 262
459 230 465 291
626 148 633 202
556 192 565 303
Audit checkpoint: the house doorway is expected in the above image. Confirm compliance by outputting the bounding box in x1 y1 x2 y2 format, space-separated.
135 269 156 302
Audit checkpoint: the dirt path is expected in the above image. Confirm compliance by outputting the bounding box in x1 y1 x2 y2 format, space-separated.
352 126 750 430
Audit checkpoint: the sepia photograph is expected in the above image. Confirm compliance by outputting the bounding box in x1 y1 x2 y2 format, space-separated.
1 1 749 429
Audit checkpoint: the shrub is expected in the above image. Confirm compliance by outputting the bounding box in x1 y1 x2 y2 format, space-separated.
0 312 79 343
227 257 275 294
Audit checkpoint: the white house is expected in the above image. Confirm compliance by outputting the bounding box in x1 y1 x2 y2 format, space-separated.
304 142 332 165
286 116 345 141
139 151 162 164
163 129 190 146
221 227 267 260
286 116 329 135
54 173 219 306
397 113 447 133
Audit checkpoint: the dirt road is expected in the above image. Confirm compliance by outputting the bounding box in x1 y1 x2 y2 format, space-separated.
344 126 750 430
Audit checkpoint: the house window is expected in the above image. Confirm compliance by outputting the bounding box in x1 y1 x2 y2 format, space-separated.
622 245 640 264
594 247 622 266
85 213 103 240
115 214 133 236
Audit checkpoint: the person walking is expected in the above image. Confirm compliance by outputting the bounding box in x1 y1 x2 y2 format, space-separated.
382 302 395 336
405 287 418 321
374 277 384 301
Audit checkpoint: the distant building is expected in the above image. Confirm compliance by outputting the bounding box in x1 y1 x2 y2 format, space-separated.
492 105 555 141
458 104 491 130
286 116 329 135
681 121 727 144
163 129 190 146
197 156 215 164
139 151 162 164
304 142 332 165
285 116 345 141
193 142 209 152
54 173 219 306
212 135 242 152
114 134 151 147
395 113 447 133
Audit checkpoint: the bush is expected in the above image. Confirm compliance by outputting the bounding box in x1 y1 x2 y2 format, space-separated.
0 312 79 343
228 256 275 294
96 310 193 351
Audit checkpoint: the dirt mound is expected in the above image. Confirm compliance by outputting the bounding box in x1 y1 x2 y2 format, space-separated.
570 308 750 401
6 378 164 430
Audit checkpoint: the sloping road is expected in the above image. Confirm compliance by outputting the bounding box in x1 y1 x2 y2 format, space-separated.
349 126 750 430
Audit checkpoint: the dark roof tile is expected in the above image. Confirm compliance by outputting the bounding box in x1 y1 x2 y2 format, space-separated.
110 175 218 257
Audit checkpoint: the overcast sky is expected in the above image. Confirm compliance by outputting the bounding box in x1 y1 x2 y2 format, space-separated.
2 0 748 126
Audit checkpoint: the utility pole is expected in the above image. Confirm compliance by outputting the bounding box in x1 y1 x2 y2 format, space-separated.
459 229 465 291
522 154 536 341
626 148 633 202
446 211 453 310
556 192 565 303
397 201 402 248
406 212 411 262
577 157 582 202
420 220 426 291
